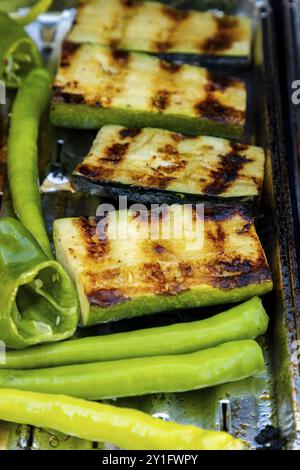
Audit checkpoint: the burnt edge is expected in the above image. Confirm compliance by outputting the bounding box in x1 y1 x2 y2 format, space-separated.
119 128 142 139
88 288 129 307
194 96 245 125
52 87 86 105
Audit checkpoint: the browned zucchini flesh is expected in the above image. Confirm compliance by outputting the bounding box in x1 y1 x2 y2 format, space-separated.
67 0 252 58
72 125 265 203
54 206 273 326
51 43 247 138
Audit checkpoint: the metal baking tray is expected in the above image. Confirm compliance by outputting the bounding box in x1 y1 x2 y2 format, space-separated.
273 0 300 275
0 0 300 450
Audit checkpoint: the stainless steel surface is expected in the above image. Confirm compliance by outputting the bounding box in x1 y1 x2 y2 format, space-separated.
0 0 299 450
276 0 300 261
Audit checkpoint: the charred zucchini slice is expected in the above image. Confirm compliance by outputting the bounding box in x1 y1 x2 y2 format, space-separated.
51 43 246 138
54 206 273 326
72 125 265 202
67 0 252 58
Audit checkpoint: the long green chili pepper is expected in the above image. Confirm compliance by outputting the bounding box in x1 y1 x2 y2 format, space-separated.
0 11 41 87
0 217 79 349
0 389 245 450
7 68 53 257
0 297 269 370
0 340 265 399
0 1 36 13
10 0 53 26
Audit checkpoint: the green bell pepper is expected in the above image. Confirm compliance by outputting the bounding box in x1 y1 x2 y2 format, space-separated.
0 389 245 450
0 217 79 350
0 11 41 87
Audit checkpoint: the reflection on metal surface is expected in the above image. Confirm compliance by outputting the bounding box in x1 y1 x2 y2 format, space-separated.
40 171 73 193
0 81 5 105
152 412 172 421
40 138 73 192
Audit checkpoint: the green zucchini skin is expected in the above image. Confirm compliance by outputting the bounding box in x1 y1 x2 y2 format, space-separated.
51 43 246 139
154 53 249 68
86 283 272 326
51 102 244 140
53 207 273 327
71 175 255 207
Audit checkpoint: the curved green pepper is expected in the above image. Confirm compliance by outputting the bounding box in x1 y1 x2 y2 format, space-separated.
0 389 245 450
0 217 79 349
0 340 265 399
0 1 36 13
0 11 41 87
8 68 53 257
0 297 269 369
9 0 53 26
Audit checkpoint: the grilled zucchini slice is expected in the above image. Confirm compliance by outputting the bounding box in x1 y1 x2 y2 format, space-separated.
51 43 246 138
54 206 273 326
72 125 265 202
67 0 251 58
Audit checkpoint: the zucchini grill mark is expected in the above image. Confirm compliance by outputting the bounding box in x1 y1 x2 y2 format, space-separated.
111 49 130 66
67 0 251 58
194 97 245 125
104 142 130 163
152 90 171 111
52 88 86 105
73 126 263 199
195 71 246 126
53 44 132 108
151 59 180 112
155 5 190 52
77 140 131 181
203 142 252 195
88 288 129 307
119 128 141 139
53 42 85 104
121 0 137 6
66 206 272 308
201 16 241 54
205 71 241 92
52 43 246 137
159 60 182 74
77 216 108 259
208 257 271 289
60 41 81 67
